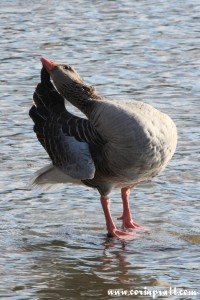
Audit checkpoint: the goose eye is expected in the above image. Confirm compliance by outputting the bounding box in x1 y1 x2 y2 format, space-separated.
63 65 71 70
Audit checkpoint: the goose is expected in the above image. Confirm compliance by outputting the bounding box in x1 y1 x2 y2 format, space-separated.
29 57 177 240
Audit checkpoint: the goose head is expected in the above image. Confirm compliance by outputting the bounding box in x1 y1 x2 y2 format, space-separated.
40 57 95 102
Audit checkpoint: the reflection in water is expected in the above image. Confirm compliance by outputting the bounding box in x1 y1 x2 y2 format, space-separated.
5 226 198 299
0 0 200 299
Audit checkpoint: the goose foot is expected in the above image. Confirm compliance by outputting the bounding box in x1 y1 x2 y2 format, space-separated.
107 228 138 240
117 215 142 230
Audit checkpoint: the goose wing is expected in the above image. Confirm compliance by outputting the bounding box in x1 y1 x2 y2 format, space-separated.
29 68 104 180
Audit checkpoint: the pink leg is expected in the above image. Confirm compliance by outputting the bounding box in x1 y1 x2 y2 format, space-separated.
100 195 138 240
117 188 142 230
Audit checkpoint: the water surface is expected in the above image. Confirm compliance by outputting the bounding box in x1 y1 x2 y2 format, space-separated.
0 0 200 299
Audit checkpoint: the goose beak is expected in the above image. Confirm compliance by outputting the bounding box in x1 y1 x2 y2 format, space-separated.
40 57 58 73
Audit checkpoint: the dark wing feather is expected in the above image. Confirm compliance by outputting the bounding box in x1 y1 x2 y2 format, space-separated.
29 68 105 179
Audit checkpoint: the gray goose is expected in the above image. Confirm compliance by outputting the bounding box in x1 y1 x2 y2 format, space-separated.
29 57 177 240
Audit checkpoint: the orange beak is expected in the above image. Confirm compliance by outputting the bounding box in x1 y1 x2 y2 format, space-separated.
40 57 58 73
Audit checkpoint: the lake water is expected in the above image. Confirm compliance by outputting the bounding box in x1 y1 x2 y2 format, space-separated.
0 0 200 299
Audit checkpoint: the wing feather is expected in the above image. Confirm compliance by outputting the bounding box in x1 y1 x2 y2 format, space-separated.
29 67 104 180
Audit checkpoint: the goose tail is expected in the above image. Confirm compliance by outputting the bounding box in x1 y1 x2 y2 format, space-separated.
30 164 83 191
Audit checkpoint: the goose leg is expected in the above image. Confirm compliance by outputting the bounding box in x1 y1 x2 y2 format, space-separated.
101 195 138 240
117 188 142 230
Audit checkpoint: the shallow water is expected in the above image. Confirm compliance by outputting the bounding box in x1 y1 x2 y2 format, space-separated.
0 0 200 299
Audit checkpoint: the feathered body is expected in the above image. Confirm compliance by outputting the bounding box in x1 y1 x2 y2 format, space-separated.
89 99 176 183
